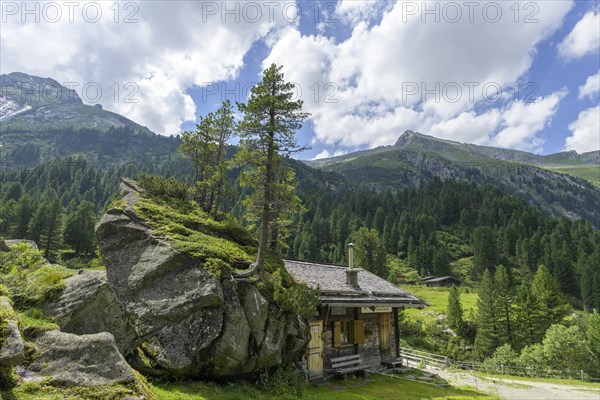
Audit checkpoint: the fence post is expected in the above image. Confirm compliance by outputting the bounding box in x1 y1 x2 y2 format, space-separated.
581 370 584 381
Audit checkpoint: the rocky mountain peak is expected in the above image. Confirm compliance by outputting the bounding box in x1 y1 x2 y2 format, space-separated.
0 72 83 107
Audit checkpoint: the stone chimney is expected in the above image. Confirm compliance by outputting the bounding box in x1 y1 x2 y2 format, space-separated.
346 243 360 288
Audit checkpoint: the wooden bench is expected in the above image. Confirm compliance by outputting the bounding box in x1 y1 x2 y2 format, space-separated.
330 355 367 377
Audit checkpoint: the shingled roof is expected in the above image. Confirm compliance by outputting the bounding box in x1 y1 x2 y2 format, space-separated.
283 260 422 307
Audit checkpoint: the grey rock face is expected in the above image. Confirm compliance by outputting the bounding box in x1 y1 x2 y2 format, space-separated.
0 297 25 367
30 331 135 386
45 270 139 355
93 180 309 378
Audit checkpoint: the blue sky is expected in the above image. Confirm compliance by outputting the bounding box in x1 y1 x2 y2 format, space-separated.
2 1 599 159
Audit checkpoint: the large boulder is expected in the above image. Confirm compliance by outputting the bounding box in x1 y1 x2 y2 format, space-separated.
45 270 139 355
95 179 310 378
0 297 25 367
29 331 135 386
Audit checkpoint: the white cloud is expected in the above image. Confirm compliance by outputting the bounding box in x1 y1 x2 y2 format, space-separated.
0 1 291 135
312 149 348 160
336 0 390 25
491 90 568 152
558 10 600 60
427 110 502 145
265 1 573 151
563 105 600 152
578 70 600 100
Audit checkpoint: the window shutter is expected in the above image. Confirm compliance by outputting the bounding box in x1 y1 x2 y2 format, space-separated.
333 321 341 348
353 320 365 344
380 313 391 349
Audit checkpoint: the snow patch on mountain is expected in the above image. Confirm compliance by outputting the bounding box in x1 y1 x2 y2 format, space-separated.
0 97 31 120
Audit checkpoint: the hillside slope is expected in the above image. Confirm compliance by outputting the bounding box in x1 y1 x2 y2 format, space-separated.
307 131 600 227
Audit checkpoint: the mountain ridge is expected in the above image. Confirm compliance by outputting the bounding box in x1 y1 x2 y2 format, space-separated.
0 72 153 134
308 130 600 168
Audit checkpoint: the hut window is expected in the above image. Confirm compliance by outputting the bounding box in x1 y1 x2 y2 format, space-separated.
341 320 352 345
333 320 353 347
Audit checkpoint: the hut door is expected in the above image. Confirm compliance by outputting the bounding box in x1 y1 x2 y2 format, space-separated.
307 320 323 378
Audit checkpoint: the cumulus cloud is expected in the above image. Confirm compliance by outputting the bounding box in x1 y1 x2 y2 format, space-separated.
313 149 348 160
264 1 573 151
558 10 600 60
578 70 600 100
563 106 600 152
0 1 291 135
491 90 568 152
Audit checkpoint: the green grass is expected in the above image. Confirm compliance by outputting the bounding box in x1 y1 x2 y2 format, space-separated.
544 165 600 186
1 379 152 400
17 308 59 340
403 285 479 324
152 374 497 400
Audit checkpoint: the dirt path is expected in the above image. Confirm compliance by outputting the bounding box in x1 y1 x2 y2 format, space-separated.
437 370 600 400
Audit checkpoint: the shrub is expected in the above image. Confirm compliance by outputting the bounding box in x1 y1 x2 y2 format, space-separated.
138 173 189 200
258 364 305 399
483 344 518 373
518 343 545 375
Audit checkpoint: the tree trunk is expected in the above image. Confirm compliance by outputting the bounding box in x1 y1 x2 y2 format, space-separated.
256 101 277 274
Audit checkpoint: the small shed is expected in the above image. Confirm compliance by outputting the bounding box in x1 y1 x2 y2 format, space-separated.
420 276 461 287
283 259 421 379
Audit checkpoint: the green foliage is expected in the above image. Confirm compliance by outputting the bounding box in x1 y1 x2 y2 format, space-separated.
133 195 255 270
17 308 59 340
350 227 387 277
475 270 498 357
260 265 319 316
447 285 465 336
493 266 515 346
531 265 571 330
387 255 420 284
517 343 545 374
138 173 189 201
236 63 309 271
179 100 235 215
64 201 97 256
513 282 546 349
541 324 589 372
483 344 519 371
471 227 498 276
0 245 74 308
27 195 64 262
586 311 600 373
258 364 305 399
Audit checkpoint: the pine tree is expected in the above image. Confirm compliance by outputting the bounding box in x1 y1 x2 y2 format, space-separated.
28 196 64 261
236 64 310 273
494 265 514 346
472 226 498 276
208 100 236 216
350 227 387 277
513 283 546 349
179 113 218 210
531 265 571 331
475 269 499 357
64 201 97 256
447 285 464 337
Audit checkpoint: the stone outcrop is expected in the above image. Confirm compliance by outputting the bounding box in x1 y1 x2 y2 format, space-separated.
0 297 25 367
29 331 135 386
45 270 139 355
89 179 310 378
